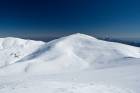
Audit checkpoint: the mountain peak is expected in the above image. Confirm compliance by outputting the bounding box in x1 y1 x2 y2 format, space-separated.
65 33 97 40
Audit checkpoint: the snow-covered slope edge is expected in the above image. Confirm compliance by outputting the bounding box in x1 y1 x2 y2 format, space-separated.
0 37 45 67
0 33 140 75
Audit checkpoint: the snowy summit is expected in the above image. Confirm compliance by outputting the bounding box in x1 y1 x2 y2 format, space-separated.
0 33 140 93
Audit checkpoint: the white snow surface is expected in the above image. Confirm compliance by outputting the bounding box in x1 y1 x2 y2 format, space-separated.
0 33 140 93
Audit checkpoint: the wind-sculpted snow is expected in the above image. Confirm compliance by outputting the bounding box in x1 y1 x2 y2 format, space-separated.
0 33 140 75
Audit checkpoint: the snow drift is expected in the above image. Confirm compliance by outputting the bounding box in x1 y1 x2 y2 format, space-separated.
0 33 140 75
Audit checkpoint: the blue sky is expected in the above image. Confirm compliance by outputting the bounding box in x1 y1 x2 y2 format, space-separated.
0 0 140 39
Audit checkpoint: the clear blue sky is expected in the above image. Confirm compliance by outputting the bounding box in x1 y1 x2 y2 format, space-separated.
0 0 140 39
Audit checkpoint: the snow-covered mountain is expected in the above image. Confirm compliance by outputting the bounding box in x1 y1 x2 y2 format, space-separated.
0 37 44 68
0 33 140 75
0 33 140 93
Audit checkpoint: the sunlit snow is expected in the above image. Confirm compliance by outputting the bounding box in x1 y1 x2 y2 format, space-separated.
0 33 140 93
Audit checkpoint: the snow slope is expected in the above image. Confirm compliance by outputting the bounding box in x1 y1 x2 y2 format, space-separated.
0 33 140 75
0 37 44 68
0 33 140 93
0 78 134 93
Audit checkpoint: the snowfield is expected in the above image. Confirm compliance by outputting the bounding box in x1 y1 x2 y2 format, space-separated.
0 33 140 93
